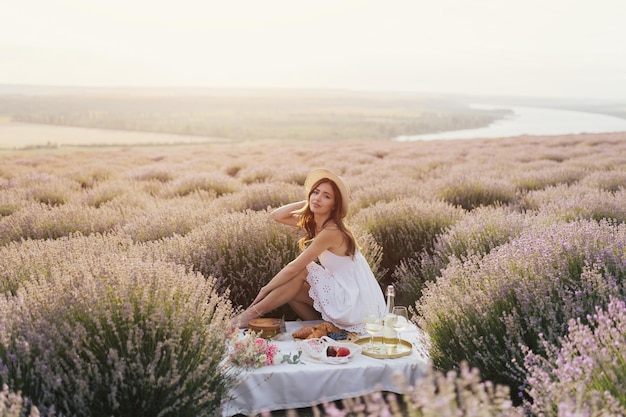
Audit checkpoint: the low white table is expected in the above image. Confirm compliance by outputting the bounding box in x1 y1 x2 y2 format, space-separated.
221 320 429 416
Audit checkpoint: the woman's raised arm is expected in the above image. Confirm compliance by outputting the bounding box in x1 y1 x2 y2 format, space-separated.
270 200 306 226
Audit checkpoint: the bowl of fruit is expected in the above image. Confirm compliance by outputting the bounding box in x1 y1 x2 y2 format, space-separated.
297 336 362 364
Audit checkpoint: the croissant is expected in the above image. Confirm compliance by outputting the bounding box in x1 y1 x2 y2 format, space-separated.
315 322 341 334
292 325 314 339
293 321 345 339
307 329 326 339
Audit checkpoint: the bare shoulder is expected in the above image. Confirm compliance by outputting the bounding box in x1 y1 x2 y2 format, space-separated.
316 226 342 243
321 222 339 231
317 227 347 254
317 224 338 233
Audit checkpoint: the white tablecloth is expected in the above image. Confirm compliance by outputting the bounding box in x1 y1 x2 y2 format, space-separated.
221 320 430 416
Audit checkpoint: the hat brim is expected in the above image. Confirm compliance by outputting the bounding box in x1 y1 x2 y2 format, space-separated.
304 168 350 218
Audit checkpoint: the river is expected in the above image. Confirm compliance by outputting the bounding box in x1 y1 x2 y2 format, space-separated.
394 105 626 141
3 105 626 148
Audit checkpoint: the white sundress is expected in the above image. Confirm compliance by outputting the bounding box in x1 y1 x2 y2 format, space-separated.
306 249 386 333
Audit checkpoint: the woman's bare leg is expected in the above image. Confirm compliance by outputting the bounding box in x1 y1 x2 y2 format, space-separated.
289 280 319 321
236 269 312 327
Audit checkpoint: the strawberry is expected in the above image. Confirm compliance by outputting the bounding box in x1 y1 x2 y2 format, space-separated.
336 347 350 357
326 346 337 357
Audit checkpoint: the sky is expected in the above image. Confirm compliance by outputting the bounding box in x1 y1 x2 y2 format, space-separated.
1 0 625 100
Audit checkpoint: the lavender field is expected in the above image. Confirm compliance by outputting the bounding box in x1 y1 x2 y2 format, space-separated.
1 132 625 416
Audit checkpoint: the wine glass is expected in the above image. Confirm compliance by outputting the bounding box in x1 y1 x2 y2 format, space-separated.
391 306 410 352
362 304 383 353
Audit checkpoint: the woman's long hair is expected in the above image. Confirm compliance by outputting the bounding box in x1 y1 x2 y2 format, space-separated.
296 178 357 257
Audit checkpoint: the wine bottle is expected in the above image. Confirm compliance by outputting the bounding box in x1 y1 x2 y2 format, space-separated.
382 285 397 347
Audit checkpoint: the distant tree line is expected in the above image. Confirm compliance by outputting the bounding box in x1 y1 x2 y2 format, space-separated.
0 93 507 141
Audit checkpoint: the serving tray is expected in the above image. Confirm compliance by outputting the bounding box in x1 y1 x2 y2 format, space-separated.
354 336 413 359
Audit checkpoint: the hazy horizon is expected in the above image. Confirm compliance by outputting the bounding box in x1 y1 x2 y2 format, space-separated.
2 0 625 100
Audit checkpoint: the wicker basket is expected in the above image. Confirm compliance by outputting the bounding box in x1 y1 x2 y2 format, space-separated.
248 318 284 338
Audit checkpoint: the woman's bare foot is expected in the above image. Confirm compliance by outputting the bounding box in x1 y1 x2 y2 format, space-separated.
233 308 261 329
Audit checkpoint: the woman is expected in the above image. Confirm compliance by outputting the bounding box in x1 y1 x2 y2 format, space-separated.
235 168 386 333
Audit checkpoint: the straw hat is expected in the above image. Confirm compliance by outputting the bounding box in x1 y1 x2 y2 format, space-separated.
304 168 350 218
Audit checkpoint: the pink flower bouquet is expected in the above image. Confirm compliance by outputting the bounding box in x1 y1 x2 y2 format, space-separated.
229 335 279 369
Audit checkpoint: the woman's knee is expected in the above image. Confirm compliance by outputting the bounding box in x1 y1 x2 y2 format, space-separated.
296 268 309 281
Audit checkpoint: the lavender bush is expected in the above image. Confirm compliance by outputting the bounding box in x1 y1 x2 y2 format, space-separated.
395 362 525 417
394 206 532 305
523 183 626 223
120 194 217 242
351 198 463 287
237 167 276 185
159 172 239 198
0 252 235 417
80 180 130 208
0 203 128 246
524 298 626 416
348 175 429 214
155 210 302 317
511 163 585 192
0 232 135 295
126 163 175 183
418 219 626 395
211 181 302 213
65 165 112 189
9 173 81 207
274 362 525 417
0 385 39 417
0 191 21 220
436 172 518 210
581 169 626 193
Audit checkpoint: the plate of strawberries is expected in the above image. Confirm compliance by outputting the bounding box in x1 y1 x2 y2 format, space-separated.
297 336 362 364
